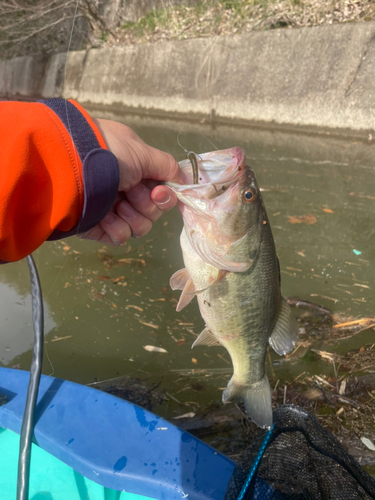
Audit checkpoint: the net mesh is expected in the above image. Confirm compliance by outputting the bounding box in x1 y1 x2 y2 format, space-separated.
225 405 375 500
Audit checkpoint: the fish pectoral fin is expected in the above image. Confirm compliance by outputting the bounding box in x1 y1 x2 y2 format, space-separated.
176 278 195 312
170 268 190 291
186 269 227 295
269 297 299 356
192 327 221 348
222 375 272 429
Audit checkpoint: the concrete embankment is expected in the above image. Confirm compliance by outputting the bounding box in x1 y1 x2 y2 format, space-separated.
1 22 375 135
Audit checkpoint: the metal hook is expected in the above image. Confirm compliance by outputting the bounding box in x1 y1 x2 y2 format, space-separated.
177 133 200 184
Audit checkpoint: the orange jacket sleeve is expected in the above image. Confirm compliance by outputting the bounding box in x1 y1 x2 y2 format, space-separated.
0 99 119 262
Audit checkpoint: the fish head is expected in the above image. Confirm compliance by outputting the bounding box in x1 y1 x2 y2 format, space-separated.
167 147 265 272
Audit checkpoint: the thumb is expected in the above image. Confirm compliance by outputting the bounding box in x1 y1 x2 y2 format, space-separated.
142 146 183 184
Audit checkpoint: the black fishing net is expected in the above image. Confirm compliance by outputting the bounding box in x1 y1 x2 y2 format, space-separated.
225 405 375 500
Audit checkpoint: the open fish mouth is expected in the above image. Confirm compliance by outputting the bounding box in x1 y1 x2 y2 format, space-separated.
166 147 246 197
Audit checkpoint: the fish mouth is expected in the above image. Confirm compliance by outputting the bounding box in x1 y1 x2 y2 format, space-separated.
166 147 246 208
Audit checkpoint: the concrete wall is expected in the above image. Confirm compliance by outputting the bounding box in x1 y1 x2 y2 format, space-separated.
1 22 375 134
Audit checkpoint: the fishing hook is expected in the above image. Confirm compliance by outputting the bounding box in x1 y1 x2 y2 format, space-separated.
177 133 200 184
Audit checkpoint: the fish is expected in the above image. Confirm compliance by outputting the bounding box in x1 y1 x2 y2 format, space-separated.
166 147 298 429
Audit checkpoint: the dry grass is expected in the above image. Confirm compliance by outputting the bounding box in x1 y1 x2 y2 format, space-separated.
106 0 375 47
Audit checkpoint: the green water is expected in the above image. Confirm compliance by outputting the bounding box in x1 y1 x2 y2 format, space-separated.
1 114 374 410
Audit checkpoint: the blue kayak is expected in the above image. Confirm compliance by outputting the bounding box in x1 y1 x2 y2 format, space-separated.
0 367 234 500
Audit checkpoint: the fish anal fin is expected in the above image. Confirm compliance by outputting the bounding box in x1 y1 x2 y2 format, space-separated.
269 297 298 356
170 268 190 291
222 375 272 429
192 327 221 348
176 278 195 312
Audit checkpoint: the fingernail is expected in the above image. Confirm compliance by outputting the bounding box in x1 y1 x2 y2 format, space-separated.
155 194 171 206
103 212 115 224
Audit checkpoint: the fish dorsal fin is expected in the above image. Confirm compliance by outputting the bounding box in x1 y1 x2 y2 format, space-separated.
176 278 195 312
170 268 189 291
192 327 221 348
185 269 226 295
269 297 298 356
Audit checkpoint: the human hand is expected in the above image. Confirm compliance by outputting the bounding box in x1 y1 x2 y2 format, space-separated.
79 118 182 245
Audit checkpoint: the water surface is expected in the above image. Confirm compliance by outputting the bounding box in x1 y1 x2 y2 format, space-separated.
1 113 374 413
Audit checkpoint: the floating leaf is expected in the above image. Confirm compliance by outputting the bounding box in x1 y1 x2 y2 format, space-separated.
143 345 167 353
173 412 195 419
117 258 146 266
288 214 317 225
361 437 375 451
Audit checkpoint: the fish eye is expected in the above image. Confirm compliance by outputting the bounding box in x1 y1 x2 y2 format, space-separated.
243 188 256 203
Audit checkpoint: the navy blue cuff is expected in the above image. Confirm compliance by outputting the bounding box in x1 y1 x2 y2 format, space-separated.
48 148 119 240
39 98 101 162
37 99 120 240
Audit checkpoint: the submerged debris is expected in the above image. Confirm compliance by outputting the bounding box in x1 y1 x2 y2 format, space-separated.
287 214 317 225
143 345 167 353
96 299 374 471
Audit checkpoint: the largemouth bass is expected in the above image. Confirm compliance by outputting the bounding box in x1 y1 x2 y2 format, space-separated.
167 147 298 429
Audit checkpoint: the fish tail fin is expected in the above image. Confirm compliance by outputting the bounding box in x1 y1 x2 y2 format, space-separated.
222 375 272 429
